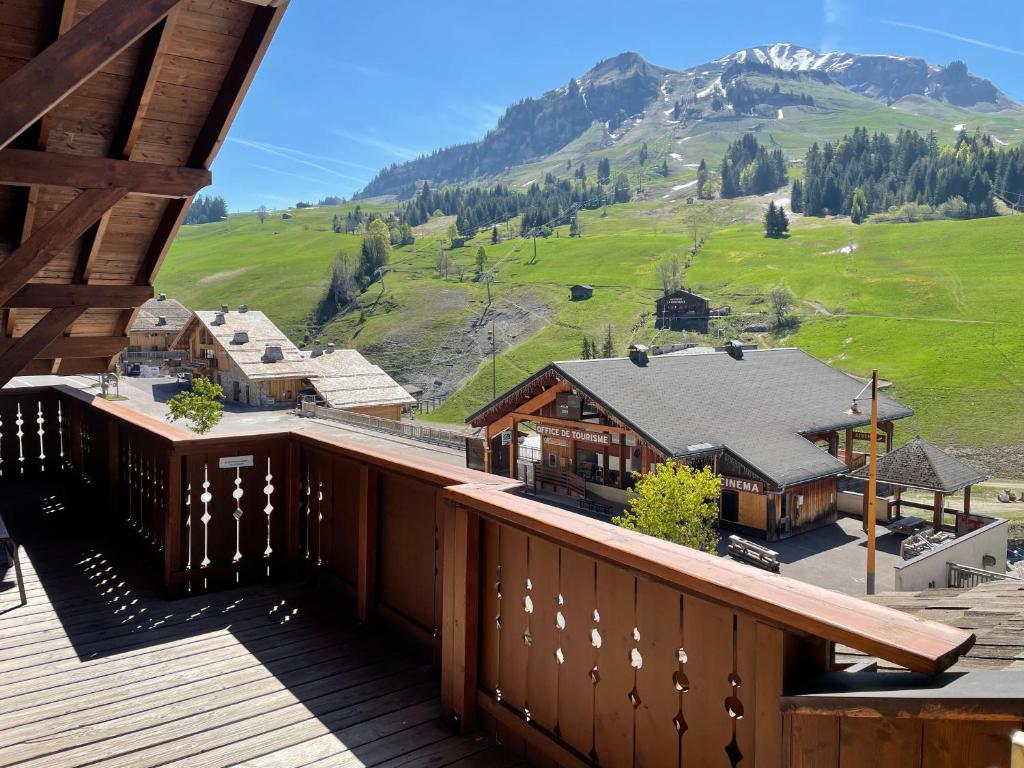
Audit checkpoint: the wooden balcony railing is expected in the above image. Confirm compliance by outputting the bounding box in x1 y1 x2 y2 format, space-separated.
2 385 1021 768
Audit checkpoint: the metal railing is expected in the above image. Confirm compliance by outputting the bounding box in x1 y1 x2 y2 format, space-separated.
309 404 467 450
947 561 1022 589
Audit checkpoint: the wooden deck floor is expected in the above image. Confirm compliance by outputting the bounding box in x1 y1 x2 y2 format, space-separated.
0 487 523 768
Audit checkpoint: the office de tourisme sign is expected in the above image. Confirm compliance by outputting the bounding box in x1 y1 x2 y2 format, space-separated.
536 424 611 445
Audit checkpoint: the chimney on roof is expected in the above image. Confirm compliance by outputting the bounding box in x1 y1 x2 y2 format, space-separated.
628 343 649 367
326 342 335 354
262 344 284 363
238 304 249 314
311 340 323 358
158 293 167 301
213 311 226 325
232 330 249 345
157 315 167 326
724 340 744 360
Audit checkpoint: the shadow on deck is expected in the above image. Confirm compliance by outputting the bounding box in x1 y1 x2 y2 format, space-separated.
0 481 522 768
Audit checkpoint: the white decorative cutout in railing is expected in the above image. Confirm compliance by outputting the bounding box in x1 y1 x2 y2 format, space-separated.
200 465 212 568
263 458 274 559
36 401 45 467
232 467 244 567
185 480 192 571
16 403 25 472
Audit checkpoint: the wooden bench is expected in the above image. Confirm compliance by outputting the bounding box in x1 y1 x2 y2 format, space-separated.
727 534 780 573
0 513 26 606
577 497 613 517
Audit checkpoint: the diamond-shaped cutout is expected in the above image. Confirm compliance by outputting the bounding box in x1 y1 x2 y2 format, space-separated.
673 713 688 735
200 511 212 525
589 665 600 685
725 736 743 768
725 695 744 719
673 671 690 692
628 686 641 708
233 509 243 520
523 629 533 646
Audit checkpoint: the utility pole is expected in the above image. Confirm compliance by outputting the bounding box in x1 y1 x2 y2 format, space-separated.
866 369 878 595
532 232 538 264
488 320 497 399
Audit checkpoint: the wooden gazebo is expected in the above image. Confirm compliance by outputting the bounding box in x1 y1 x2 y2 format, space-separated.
849 437 989 533
0 0 288 387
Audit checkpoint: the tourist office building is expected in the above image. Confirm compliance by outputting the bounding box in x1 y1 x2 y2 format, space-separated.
469 345 912 540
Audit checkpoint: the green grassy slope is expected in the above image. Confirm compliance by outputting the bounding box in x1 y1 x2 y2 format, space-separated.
158 196 1024 472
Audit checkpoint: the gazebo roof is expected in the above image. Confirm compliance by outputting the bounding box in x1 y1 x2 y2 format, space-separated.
849 437 988 494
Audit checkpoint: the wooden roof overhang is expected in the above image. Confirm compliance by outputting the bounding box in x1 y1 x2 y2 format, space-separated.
0 0 288 385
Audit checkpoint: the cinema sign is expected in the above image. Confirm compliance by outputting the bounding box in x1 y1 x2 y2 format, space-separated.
536 423 611 445
721 475 764 495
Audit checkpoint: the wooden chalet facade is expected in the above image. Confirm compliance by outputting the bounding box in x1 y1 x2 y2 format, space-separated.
469 347 910 541
174 306 414 415
656 287 710 330
123 293 190 370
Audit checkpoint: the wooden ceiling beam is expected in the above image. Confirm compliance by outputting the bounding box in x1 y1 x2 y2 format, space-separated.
0 335 128 359
109 9 180 161
0 307 86 388
0 149 211 198
0 0 185 150
0 187 128 308
188 2 289 168
7 284 154 309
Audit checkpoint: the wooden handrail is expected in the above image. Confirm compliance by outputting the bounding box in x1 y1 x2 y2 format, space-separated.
444 484 975 676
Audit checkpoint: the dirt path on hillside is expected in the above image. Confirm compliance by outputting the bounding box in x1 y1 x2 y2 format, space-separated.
363 290 554 401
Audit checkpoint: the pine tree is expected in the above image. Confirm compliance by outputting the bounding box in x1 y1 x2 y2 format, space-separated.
491 225 499 244
764 201 778 237
790 179 804 213
639 143 649 166
659 158 670 177
581 337 593 360
697 159 709 199
777 204 789 235
601 325 614 358
850 187 868 224
597 157 612 185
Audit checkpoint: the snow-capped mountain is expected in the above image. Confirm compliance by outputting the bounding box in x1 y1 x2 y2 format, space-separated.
712 43 1013 109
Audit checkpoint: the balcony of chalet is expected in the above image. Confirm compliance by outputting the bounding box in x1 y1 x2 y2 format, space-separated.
1 385 1022 768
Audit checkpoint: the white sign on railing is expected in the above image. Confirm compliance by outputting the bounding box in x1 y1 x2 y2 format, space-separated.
219 455 254 469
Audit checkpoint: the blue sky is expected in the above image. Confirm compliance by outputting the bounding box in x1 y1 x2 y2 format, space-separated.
212 0 1024 211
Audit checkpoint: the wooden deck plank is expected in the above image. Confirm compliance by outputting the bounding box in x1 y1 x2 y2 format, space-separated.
0 484 517 768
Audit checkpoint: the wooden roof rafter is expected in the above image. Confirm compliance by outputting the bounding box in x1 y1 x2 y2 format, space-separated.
0 0 289 385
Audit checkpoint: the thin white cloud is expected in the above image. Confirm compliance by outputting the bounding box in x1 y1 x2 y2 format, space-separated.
331 129 421 161
248 163 360 188
227 137 373 179
878 19 1024 57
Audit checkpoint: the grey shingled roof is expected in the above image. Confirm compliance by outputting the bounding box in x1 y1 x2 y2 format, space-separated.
849 437 988 493
552 349 914 488
130 297 192 333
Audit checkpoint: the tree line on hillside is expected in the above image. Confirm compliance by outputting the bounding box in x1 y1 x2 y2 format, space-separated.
396 165 631 241
791 127 1024 220
719 134 788 198
184 195 227 225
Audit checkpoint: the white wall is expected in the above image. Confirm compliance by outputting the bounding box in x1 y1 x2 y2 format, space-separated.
894 518 1009 591
838 490 893 522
